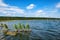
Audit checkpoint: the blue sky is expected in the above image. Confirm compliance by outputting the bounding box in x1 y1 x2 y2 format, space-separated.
0 0 60 18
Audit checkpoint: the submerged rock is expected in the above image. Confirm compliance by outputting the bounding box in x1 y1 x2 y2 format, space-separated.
6 31 17 36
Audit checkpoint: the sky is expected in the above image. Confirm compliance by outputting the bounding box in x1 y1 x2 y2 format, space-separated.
0 0 60 18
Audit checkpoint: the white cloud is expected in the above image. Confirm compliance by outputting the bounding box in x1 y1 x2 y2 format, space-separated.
36 10 43 14
56 2 60 8
35 9 58 17
6 13 11 16
35 10 46 17
26 4 35 9
0 0 25 16
0 0 8 6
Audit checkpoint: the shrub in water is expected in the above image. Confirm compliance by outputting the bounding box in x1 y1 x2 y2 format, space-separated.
21 24 25 29
18 23 22 29
3 24 8 29
13 24 17 29
25 24 30 29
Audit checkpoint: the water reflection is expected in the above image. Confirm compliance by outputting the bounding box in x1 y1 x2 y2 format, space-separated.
0 20 60 40
0 31 31 40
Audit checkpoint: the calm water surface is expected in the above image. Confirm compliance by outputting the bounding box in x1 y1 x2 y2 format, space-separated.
0 20 60 40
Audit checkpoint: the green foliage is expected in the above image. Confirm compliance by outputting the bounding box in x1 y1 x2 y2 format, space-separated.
13 24 17 29
17 23 30 29
2 24 8 31
0 17 60 21
0 23 30 31
0 23 3 26
21 24 25 29
3 24 8 29
25 23 30 29
18 23 22 29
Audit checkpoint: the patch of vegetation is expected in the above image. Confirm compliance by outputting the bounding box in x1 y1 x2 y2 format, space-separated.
0 16 60 21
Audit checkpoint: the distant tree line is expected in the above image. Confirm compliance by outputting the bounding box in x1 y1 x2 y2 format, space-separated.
0 17 60 20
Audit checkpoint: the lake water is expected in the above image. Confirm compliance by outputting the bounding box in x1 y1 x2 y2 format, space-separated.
0 20 60 40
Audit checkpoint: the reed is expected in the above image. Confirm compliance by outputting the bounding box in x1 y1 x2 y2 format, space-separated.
21 24 25 29
0 23 31 36
13 24 17 29
17 23 22 29
25 23 30 29
0 23 4 27
3 24 8 29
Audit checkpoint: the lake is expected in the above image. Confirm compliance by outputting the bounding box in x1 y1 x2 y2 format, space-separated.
0 20 60 40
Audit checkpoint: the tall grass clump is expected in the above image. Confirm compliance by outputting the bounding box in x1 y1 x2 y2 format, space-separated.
25 23 30 29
